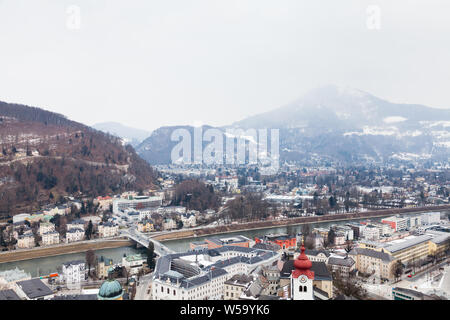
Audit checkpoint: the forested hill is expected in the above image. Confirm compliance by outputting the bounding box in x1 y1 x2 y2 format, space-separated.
0 101 157 216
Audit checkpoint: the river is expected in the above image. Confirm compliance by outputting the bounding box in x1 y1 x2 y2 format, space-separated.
0 216 384 277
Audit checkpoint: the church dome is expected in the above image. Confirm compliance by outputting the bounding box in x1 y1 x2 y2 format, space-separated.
294 245 312 270
97 279 123 300
292 239 314 279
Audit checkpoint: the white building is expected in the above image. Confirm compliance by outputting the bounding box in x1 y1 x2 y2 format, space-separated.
181 213 197 228
67 220 85 231
62 260 86 285
66 228 84 243
162 218 176 231
112 196 162 214
42 231 60 246
12 213 30 224
39 222 56 236
152 245 280 300
122 254 147 275
363 225 380 241
421 212 441 225
17 234 35 249
98 222 119 238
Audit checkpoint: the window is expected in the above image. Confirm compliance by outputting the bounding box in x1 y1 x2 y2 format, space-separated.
299 286 303 292
304 286 307 292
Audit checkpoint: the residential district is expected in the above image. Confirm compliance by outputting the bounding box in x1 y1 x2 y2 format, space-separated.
0 163 449 300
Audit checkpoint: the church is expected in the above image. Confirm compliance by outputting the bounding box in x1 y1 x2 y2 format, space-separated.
290 240 315 300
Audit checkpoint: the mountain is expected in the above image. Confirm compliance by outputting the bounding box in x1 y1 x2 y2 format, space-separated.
231 85 450 130
136 125 216 165
230 85 450 163
93 122 152 147
137 85 450 165
0 101 157 216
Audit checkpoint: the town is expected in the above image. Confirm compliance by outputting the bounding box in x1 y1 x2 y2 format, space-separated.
1 162 449 300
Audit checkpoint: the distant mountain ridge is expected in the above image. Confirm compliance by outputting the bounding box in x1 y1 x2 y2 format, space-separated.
93 122 152 147
0 101 156 215
136 85 450 165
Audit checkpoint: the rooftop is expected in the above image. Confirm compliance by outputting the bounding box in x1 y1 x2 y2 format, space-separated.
16 278 53 299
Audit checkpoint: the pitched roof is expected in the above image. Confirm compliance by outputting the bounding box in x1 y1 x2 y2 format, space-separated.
349 248 394 262
328 256 355 267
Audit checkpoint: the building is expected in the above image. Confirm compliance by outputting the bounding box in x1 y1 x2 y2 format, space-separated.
62 260 86 285
215 176 239 191
66 228 84 243
312 227 329 239
112 196 162 214
290 242 314 300
260 264 280 295
327 255 356 277
0 289 21 300
96 196 113 211
381 216 408 232
12 213 30 225
421 212 441 225
17 234 35 249
428 231 450 259
334 232 346 246
42 231 60 246
255 234 297 251
15 279 54 300
190 236 251 250
382 235 432 265
122 253 147 275
181 213 197 228
67 219 85 231
162 218 176 231
280 256 333 299
392 287 441 300
224 274 254 300
152 246 280 300
39 222 56 236
137 219 154 233
363 225 380 241
98 222 119 238
304 249 330 263
349 247 396 280
333 225 354 241
96 256 115 279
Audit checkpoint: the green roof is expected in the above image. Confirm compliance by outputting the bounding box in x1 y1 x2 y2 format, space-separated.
97 279 123 300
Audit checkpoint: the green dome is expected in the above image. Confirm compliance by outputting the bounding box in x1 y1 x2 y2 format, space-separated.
98 279 123 300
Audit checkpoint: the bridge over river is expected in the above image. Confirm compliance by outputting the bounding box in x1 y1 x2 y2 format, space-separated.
120 227 175 256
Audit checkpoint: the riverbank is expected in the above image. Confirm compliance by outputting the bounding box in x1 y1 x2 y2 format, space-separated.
0 238 133 264
154 205 450 242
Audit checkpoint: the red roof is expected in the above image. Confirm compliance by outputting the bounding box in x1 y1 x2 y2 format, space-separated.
97 196 112 200
292 242 315 279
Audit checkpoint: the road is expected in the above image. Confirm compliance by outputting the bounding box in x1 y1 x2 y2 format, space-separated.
134 273 153 300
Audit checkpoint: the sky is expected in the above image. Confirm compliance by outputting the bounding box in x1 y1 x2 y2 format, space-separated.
0 0 449 132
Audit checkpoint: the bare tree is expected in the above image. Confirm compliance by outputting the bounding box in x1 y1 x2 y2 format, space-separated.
85 249 96 277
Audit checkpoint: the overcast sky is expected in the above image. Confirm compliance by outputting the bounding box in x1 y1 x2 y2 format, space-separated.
1 0 449 132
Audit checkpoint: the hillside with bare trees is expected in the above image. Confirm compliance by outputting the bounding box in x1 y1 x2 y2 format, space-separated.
0 101 157 216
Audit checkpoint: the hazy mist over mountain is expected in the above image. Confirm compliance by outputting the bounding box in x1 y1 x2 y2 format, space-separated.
93 122 152 147
136 85 450 165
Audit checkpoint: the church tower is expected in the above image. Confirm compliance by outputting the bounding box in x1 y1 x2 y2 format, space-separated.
290 238 314 300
